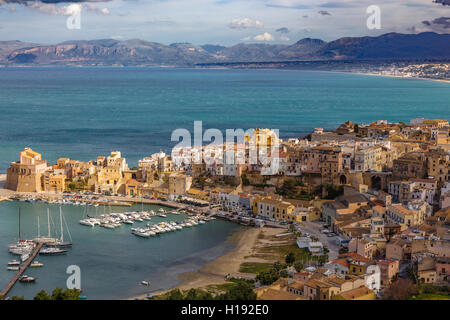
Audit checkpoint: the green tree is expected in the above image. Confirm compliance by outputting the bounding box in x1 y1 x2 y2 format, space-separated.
285 252 296 265
279 270 289 278
11 296 25 300
62 289 81 300
220 282 256 300
272 261 282 271
241 174 250 186
185 288 199 300
51 287 65 300
167 289 184 300
294 261 304 273
34 290 51 300
256 270 280 285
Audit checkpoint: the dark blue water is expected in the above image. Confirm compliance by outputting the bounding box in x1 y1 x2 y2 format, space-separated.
0 67 449 171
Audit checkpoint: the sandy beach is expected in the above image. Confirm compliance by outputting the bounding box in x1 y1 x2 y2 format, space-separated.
130 226 283 299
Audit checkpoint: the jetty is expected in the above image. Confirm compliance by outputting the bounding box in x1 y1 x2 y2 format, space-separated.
0 242 43 299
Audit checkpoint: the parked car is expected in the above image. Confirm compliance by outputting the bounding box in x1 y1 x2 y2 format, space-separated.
327 233 336 237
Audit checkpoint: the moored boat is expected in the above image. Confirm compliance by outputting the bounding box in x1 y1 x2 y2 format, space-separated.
30 261 44 267
39 247 67 255
8 260 21 266
19 275 36 283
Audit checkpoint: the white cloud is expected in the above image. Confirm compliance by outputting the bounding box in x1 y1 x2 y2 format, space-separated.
229 17 263 29
85 3 110 15
25 3 81 16
280 35 290 41
24 2 109 16
253 32 274 41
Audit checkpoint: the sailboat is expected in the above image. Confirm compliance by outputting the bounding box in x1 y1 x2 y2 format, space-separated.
9 208 36 256
47 207 72 248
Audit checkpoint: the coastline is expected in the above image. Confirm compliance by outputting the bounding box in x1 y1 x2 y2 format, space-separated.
350 71 450 84
129 226 280 300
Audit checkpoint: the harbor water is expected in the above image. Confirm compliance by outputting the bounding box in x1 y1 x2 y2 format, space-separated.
0 200 243 299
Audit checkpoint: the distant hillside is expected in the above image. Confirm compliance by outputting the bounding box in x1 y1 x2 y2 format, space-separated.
1 32 449 66
317 32 450 60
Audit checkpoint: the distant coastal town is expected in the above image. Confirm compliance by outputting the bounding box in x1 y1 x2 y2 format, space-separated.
1 117 449 300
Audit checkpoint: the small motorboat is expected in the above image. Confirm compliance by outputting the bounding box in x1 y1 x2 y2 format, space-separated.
8 260 21 266
141 281 151 286
19 275 36 283
8 266 19 271
30 261 44 267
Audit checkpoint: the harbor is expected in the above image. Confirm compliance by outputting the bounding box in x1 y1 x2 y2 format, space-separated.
0 199 243 299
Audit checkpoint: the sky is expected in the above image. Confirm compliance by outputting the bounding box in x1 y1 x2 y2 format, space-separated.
0 0 449 45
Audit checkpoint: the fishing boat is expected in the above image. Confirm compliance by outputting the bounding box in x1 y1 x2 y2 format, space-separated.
19 275 36 283
30 261 44 267
141 281 150 286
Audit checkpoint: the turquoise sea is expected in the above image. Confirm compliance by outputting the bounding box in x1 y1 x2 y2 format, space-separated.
0 67 449 299
0 67 449 172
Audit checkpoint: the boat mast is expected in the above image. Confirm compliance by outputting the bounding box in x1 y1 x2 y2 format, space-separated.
18 208 21 241
47 208 51 238
60 206 64 242
37 215 40 239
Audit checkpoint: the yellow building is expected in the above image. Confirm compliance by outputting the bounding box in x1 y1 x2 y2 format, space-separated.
255 197 295 220
386 203 426 230
43 174 66 193
125 179 142 196
168 173 192 195
5 147 48 192
244 128 280 149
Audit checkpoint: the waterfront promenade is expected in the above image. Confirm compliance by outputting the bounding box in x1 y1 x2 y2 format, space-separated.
0 174 189 211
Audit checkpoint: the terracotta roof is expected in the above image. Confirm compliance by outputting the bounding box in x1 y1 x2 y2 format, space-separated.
338 286 374 300
257 288 303 300
391 204 416 216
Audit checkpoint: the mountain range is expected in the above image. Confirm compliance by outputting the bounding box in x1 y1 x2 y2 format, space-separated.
1 32 449 67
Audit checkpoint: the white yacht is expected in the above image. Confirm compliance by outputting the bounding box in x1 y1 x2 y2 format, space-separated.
79 219 96 227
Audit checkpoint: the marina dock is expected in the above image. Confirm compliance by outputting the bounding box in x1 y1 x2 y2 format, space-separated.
0 242 43 299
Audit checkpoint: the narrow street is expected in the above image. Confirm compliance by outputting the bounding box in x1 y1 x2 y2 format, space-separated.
296 221 340 261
